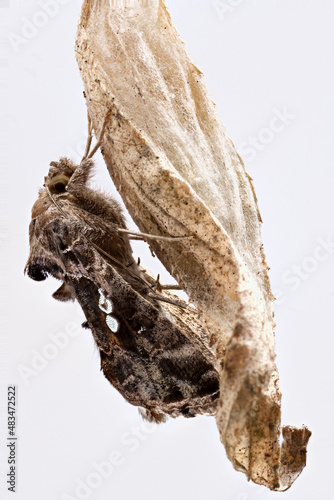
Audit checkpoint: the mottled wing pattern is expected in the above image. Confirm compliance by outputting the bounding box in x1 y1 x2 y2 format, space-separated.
25 158 220 421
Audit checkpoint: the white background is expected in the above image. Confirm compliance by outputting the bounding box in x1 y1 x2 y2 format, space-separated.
1 1 334 499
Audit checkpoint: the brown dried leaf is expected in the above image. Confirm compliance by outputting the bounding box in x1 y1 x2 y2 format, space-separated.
75 0 310 490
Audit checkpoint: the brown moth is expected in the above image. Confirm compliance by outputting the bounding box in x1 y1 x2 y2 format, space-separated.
25 117 220 423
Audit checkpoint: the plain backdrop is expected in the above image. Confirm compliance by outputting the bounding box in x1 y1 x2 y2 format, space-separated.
1 1 334 499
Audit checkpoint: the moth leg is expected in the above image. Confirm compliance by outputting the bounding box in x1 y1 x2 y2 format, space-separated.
148 292 187 309
68 111 112 194
150 273 160 292
128 236 145 241
118 228 192 242
81 110 111 160
88 111 111 159
126 258 140 268
80 110 111 161
159 284 182 291
81 112 93 161
151 274 182 293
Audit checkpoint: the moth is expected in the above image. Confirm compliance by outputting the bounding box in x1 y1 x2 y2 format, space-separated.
25 114 220 423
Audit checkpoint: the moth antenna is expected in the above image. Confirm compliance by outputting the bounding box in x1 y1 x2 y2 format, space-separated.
45 185 69 220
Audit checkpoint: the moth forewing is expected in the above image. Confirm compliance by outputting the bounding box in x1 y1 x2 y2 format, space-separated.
25 155 220 422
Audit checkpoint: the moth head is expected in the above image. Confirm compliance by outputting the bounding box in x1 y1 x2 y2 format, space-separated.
24 261 49 281
47 174 70 194
44 158 77 194
24 251 63 282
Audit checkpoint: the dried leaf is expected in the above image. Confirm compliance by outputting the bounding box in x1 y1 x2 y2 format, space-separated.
75 0 310 490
